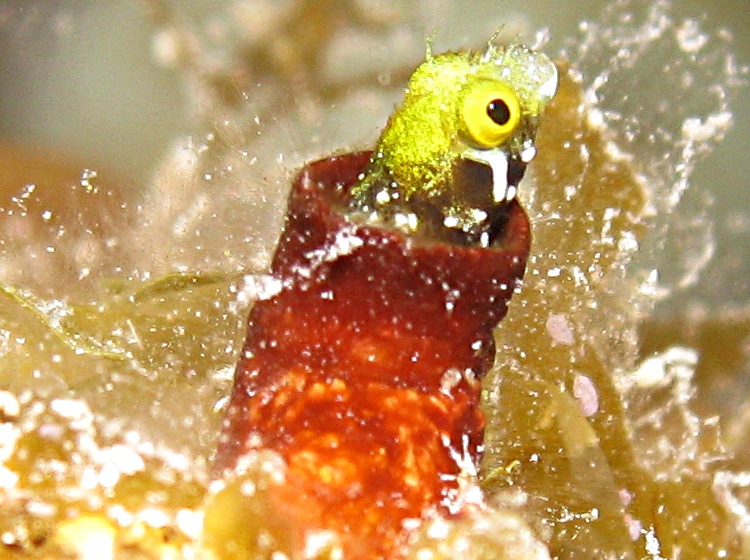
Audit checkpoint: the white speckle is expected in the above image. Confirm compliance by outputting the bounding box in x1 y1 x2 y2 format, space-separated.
375 189 390 204
546 267 561 278
603 207 619 222
644 526 665 559
0 391 19 418
470 209 487 222
676 19 708 53
408 212 419 230
440 368 462 396
573 374 599 417
304 530 342 560
80 169 98 188
393 212 419 231
213 395 230 413
571 266 588 287
426 516 450 539
54 516 115 560
99 444 145 488
0 467 18 489
139 507 169 528
546 313 575 345
587 107 605 129
236 274 283 305
240 479 257 496
564 184 578 199
38 423 65 441
617 231 639 252
443 215 459 228
625 346 698 389
402 518 421 531
26 500 56 517
176 509 203 539
49 398 90 421
681 111 733 144
98 463 121 489
316 230 365 264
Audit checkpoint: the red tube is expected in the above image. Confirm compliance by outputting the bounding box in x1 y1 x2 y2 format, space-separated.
215 151 531 558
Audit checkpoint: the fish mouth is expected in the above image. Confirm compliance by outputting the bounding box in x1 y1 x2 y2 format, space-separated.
342 151 529 248
390 154 529 248
462 149 528 205
443 154 528 247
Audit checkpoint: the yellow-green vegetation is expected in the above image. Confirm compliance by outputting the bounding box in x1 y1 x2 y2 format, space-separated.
0 272 244 393
0 272 248 558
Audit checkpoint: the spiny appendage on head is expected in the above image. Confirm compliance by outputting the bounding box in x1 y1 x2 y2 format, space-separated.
349 42 558 247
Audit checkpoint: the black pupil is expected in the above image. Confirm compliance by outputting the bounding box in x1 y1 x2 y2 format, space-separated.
487 99 511 126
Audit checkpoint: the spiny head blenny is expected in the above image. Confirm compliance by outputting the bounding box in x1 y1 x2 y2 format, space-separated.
349 41 558 247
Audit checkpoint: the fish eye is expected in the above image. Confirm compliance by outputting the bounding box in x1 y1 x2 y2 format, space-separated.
460 80 521 148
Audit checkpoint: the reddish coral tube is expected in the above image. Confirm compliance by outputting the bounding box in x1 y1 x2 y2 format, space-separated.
215 151 531 558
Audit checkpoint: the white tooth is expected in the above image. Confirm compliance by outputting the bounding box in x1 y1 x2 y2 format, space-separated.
465 149 510 203
485 153 510 203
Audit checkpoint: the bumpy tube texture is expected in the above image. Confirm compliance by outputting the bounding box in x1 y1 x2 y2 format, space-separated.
215 151 532 558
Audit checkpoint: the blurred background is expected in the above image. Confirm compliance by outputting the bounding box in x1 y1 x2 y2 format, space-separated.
0 0 747 315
